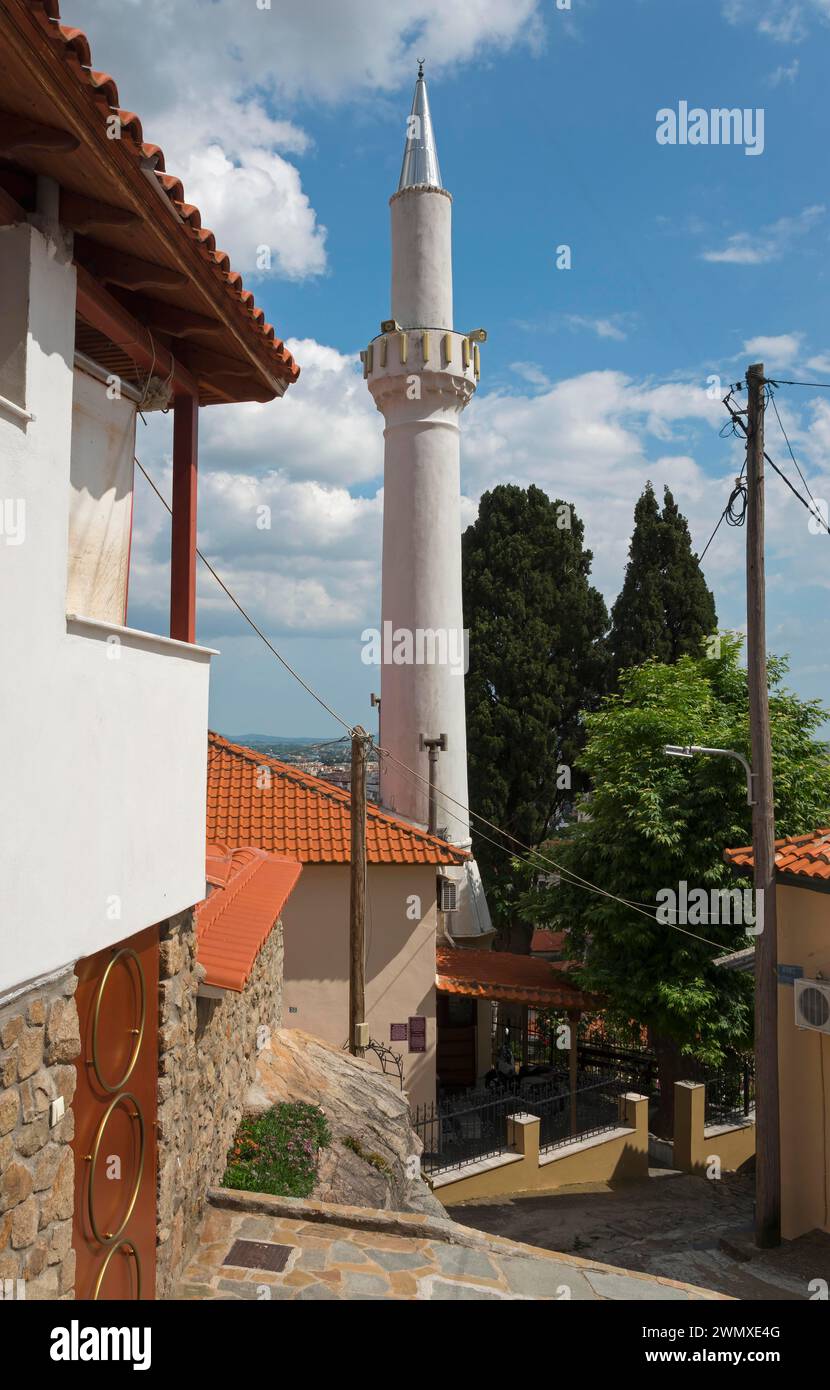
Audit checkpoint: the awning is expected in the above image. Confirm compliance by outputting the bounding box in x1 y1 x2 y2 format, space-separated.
436 946 599 1012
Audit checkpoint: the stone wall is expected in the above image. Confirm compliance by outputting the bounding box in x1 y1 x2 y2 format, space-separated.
155 908 284 1297
0 969 81 1299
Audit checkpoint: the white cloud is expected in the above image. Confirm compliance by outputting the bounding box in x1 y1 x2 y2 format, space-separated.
565 314 633 342
702 205 824 265
768 58 800 85
509 361 552 389
741 333 803 367
65 0 543 281
723 0 830 42
128 337 830 703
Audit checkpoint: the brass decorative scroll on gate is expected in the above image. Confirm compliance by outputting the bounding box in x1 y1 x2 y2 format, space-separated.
92 1239 142 1301
90 947 146 1092
85 1090 145 1245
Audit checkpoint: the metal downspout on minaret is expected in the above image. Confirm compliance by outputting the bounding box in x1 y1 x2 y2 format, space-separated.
363 64 493 941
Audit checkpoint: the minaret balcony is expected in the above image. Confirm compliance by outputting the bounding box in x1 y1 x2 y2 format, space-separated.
363 328 479 418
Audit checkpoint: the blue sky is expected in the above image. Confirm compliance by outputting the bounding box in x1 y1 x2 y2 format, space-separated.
70 0 830 736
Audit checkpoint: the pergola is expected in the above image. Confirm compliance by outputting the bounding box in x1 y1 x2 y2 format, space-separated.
436 946 602 1130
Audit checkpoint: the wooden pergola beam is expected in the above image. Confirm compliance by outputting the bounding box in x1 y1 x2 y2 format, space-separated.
170 393 199 644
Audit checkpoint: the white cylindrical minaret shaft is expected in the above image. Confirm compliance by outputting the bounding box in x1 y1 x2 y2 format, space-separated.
365 67 476 851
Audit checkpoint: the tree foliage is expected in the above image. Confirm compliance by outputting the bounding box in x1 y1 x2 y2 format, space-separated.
609 482 717 679
462 484 608 928
522 636 830 1069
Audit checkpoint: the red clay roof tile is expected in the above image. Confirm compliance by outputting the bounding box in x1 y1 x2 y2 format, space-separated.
196 844 302 992
725 828 830 883
207 732 468 867
20 0 299 387
436 946 598 1010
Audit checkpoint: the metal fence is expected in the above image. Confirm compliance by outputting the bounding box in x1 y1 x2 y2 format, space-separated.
703 1057 755 1128
412 1070 625 1176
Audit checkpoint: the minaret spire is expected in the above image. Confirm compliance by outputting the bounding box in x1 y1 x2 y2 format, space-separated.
398 62 443 192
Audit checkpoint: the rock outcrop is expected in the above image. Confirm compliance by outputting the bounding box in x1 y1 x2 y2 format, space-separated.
245 1029 444 1219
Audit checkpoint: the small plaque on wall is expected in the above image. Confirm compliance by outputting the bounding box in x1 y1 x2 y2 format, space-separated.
390 1022 408 1042
408 1016 427 1053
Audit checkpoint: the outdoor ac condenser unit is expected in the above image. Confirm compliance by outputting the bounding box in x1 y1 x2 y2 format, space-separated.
794 978 830 1035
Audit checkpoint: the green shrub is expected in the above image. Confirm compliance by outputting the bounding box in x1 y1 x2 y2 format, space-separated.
223 1101 330 1199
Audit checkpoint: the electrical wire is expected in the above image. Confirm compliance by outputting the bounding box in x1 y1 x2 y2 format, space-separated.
136 459 744 956
377 742 732 952
767 384 822 516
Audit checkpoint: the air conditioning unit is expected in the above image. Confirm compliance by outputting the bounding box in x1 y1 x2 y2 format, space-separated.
794 978 830 1034
437 875 458 912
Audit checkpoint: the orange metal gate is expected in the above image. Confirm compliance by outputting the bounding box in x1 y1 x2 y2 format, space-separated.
72 926 159 1300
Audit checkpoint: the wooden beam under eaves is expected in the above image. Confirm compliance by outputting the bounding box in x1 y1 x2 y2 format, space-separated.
60 191 140 234
75 238 188 292
116 294 224 340
0 111 80 156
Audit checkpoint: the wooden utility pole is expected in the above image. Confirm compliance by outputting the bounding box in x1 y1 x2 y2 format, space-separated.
349 726 369 1057
746 362 781 1248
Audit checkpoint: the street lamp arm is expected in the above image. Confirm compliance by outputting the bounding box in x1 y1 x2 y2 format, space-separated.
663 744 755 806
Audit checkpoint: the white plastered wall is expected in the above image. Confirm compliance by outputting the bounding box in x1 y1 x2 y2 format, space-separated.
0 221 211 995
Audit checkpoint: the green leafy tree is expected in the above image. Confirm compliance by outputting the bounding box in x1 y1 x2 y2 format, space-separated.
522 636 830 1132
609 482 717 678
462 484 608 940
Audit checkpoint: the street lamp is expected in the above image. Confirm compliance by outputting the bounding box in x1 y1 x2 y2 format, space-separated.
663 744 755 806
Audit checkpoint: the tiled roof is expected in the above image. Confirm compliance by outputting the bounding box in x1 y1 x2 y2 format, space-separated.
436 946 599 1011
725 829 830 885
14 1 298 387
196 844 302 992
207 732 468 867
530 929 568 955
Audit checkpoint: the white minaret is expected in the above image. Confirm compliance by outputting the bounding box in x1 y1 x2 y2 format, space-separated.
365 65 492 939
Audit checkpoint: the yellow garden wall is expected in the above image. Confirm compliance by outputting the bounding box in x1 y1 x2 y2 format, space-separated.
434 1093 649 1204
673 1081 755 1176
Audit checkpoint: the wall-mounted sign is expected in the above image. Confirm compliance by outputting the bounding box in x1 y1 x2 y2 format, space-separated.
390 1022 408 1042
778 964 804 987
408 1016 427 1054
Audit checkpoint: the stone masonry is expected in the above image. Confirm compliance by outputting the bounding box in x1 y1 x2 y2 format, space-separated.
0 968 81 1300
155 907 284 1297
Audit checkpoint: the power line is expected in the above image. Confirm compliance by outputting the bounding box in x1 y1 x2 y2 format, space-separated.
721 390 830 538
377 742 732 952
137 459 741 956
135 457 355 735
767 385 822 515
768 378 830 390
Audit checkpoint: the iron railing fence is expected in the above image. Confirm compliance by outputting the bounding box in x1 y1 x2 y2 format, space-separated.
703 1057 755 1128
412 1070 626 1176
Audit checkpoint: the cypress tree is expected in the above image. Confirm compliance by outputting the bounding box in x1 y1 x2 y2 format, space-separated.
609 482 717 678
462 484 608 936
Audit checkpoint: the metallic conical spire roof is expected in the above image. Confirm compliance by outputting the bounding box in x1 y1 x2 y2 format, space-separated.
397 62 443 192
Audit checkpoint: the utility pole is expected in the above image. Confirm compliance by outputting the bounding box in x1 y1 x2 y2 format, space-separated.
746 361 781 1248
349 726 369 1057
419 733 447 835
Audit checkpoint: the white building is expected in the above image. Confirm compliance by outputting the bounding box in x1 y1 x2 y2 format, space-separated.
0 2 297 1300
364 66 493 945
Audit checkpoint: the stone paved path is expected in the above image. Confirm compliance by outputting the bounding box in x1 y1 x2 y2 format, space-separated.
173 1189 726 1301
451 1169 830 1301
